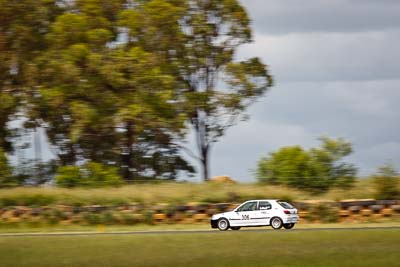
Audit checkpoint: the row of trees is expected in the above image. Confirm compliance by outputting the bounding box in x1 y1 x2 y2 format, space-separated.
0 0 273 184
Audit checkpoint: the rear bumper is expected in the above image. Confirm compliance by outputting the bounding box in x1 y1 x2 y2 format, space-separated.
283 215 299 224
210 219 218 228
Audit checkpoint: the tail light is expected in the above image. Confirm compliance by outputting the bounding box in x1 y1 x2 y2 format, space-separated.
283 210 291 214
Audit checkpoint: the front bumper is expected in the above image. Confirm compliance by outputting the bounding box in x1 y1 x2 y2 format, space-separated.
210 219 218 228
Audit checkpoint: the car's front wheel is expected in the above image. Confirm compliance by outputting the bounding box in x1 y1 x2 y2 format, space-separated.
231 227 241 231
217 218 230 231
283 223 295 229
270 217 283 230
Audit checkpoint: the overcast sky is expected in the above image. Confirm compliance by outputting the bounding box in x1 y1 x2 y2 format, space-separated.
207 0 400 182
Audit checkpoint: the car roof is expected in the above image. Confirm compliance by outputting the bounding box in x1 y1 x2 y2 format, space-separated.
244 199 278 202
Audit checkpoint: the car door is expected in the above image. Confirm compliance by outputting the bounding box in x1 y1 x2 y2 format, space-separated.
253 201 272 225
235 201 258 226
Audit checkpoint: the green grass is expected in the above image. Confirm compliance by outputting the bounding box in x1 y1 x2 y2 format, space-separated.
0 179 379 207
0 221 399 234
0 229 399 267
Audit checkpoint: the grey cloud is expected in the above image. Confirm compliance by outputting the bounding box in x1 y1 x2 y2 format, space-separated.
211 80 400 181
253 81 400 146
240 0 400 35
238 30 400 82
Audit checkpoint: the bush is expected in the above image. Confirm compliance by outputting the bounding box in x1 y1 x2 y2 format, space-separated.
256 137 357 193
42 210 61 225
102 212 116 225
55 166 82 188
373 164 399 200
55 162 122 188
0 148 17 188
307 203 339 223
82 212 101 225
84 162 122 187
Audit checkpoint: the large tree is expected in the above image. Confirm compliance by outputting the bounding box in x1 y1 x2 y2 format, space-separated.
120 0 273 181
27 0 193 180
178 0 273 181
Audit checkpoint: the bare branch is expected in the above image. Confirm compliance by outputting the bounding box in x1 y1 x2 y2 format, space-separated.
176 143 202 162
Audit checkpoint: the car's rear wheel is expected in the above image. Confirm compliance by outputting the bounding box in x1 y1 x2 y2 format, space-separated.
231 227 241 231
283 223 295 229
217 218 229 231
271 217 283 230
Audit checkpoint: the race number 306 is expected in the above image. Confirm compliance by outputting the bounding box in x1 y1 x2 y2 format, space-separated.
241 215 250 220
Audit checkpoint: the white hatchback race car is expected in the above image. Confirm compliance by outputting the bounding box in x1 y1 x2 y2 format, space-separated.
210 199 299 231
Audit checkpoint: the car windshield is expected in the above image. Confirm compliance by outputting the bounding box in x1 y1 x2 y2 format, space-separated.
277 201 295 209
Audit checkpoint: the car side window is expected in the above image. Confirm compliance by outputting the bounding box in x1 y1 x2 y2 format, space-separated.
258 201 272 210
237 201 257 212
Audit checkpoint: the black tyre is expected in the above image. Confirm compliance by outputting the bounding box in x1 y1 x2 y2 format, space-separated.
231 227 241 231
217 218 229 231
270 217 283 230
283 223 295 229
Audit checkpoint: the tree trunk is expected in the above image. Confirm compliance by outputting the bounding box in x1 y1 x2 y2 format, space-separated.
201 145 210 182
60 141 76 166
122 121 134 181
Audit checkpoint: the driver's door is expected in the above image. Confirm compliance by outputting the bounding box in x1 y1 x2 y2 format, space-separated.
235 201 258 226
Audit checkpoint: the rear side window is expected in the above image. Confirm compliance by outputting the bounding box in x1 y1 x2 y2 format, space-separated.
258 201 272 210
277 201 295 209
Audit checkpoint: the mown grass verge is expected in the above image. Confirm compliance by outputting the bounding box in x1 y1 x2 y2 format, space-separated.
0 229 399 267
0 221 399 234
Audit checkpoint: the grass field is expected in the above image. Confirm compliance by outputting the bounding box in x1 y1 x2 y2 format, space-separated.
0 221 399 234
1 229 399 267
0 179 379 206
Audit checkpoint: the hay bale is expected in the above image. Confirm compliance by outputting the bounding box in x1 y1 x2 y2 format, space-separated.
339 210 350 217
381 208 393 216
391 205 400 213
360 209 372 216
153 213 167 222
172 213 184 222
348 205 362 213
193 213 208 222
369 205 384 213
209 175 236 184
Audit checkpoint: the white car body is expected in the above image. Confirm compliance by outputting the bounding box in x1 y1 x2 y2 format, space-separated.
210 199 299 230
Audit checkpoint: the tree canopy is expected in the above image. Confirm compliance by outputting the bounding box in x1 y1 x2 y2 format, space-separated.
256 137 358 192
